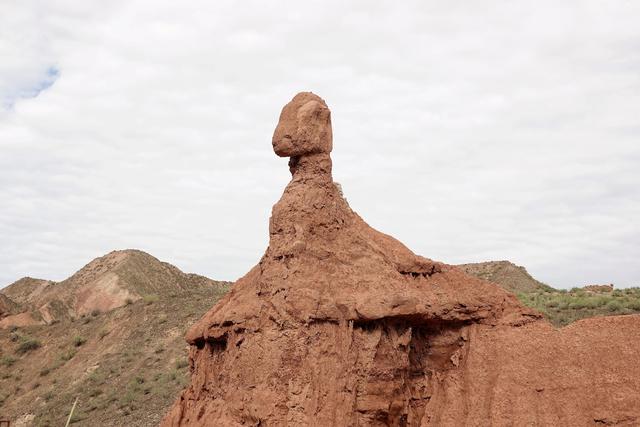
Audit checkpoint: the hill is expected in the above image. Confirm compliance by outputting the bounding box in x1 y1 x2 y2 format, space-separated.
0 249 218 328
458 261 640 326
457 260 553 294
0 250 229 426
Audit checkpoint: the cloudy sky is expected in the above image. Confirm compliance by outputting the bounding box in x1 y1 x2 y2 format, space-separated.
1 1 638 289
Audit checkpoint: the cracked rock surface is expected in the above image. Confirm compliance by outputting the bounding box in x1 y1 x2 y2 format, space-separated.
162 93 640 427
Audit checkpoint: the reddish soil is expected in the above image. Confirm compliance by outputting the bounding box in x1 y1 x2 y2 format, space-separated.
162 93 640 426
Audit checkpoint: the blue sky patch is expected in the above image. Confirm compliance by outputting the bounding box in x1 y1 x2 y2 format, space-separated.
2 65 60 110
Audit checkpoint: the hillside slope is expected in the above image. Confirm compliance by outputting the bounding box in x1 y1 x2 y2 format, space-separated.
457 260 553 294
0 294 18 319
0 250 230 427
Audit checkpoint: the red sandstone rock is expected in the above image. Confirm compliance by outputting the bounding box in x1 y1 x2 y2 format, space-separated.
162 93 640 426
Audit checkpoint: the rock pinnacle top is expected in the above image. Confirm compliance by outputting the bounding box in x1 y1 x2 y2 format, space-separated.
272 92 334 179
272 92 332 158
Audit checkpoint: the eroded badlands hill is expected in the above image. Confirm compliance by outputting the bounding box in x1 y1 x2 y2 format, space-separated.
0 250 217 328
0 250 229 427
162 92 640 427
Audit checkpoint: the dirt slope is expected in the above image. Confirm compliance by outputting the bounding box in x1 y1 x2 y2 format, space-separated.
163 92 640 426
0 251 229 427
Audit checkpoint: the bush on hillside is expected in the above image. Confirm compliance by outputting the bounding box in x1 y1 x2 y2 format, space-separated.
73 336 87 347
16 337 42 354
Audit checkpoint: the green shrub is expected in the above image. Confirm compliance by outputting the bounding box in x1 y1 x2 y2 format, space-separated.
72 336 87 347
582 298 602 309
88 388 103 398
175 358 189 369
143 294 159 305
568 299 587 310
17 337 42 354
606 300 623 312
1 355 17 367
59 348 77 361
118 389 137 410
625 299 640 311
39 368 50 376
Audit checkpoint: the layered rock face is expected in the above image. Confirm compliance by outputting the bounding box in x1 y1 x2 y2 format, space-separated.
163 93 640 426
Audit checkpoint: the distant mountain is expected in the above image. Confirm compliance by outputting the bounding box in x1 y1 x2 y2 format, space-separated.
457 260 553 294
0 249 230 426
0 249 220 327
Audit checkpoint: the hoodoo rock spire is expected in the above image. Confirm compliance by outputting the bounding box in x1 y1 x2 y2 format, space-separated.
162 93 640 427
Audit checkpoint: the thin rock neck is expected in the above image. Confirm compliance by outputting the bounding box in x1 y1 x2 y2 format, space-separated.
288 153 333 183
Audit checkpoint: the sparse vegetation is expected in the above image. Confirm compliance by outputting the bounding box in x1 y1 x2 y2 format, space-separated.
1 355 17 367
16 336 42 354
516 287 640 326
72 336 87 347
143 294 160 305
59 348 77 361
459 261 640 327
175 358 189 369
0 282 230 426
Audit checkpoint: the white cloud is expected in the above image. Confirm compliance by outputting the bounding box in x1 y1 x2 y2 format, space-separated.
0 0 639 288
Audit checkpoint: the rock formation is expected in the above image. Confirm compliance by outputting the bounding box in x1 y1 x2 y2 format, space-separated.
162 92 640 426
